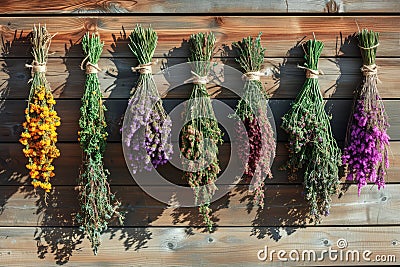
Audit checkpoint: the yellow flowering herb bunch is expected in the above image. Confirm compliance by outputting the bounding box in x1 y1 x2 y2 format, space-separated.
20 25 60 193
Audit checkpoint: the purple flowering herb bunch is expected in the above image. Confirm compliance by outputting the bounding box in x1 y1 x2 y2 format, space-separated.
342 29 390 195
123 25 173 174
231 33 276 209
180 32 223 231
281 38 341 223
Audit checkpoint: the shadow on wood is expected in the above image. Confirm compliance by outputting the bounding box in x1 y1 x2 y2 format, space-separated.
247 185 309 241
170 191 232 233
0 30 31 110
0 30 30 215
60 38 85 98
25 188 84 265
334 32 363 195
161 38 190 98
328 32 362 98
107 27 137 133
107 188 167 251
270 36 307 98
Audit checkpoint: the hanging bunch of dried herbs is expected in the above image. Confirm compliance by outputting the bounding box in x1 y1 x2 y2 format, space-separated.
342 29 390 195
180 32 223 231
77 33 123 255
281 38 341 222
231 33 276 208
122 25 172 174
20 25 60 195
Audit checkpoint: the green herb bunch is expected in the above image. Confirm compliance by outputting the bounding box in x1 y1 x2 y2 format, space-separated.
231 33 276 208
281 38 341 222
180 32 223 231
77 33 123 255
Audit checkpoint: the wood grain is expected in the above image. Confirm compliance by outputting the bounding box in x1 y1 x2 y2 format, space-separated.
1 57 399 99
1 16 400 58
1 99 399 143
1 142 399 186
0 9 399 267
0 226 398 266
0 184 398 227
0 0 399 13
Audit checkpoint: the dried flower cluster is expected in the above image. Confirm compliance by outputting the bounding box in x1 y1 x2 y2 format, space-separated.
123 25 172 174
180 32 223 231
342 29 390 194
77 33 123 255
231 34 276 208
20 25 60 193
281 38 341 222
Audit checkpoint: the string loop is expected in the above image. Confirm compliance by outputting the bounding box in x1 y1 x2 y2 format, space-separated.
361 64 378 76
358 43 380 50
186 70 209 85
80 54 102 74
25 61 47 75
297 65 324 79
131 61 157 74
242 71 265 81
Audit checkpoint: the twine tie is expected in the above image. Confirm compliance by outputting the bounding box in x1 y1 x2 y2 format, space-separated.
297 65 324 79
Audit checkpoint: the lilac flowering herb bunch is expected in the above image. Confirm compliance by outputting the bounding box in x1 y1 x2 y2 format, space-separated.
281 38 341 223
180 32 223 231
342 29 390 195
123 25 172 174
231 34 276 209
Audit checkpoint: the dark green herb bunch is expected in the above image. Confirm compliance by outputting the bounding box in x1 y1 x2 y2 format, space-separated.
231 33 276 208
77 33 123 255
180 32 223 231
281 38 341 222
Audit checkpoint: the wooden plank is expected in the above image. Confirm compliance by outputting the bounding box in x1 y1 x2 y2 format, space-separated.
0 0 399 13
1 57 400 99
1 16 400 58
0 226 398 266
0 184 399 227
1 141 399 186
1 99 399 143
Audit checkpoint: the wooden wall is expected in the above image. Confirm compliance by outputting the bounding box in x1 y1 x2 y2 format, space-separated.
0 1 400 266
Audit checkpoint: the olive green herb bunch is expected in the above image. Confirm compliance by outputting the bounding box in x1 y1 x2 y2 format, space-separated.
281 38 341 223
180 32 223 231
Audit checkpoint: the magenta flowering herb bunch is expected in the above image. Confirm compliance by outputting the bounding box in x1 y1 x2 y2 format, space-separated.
123 25 172 174
231 34 276 208
281 38 341 223
180 32 223 231
342 29 390 195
